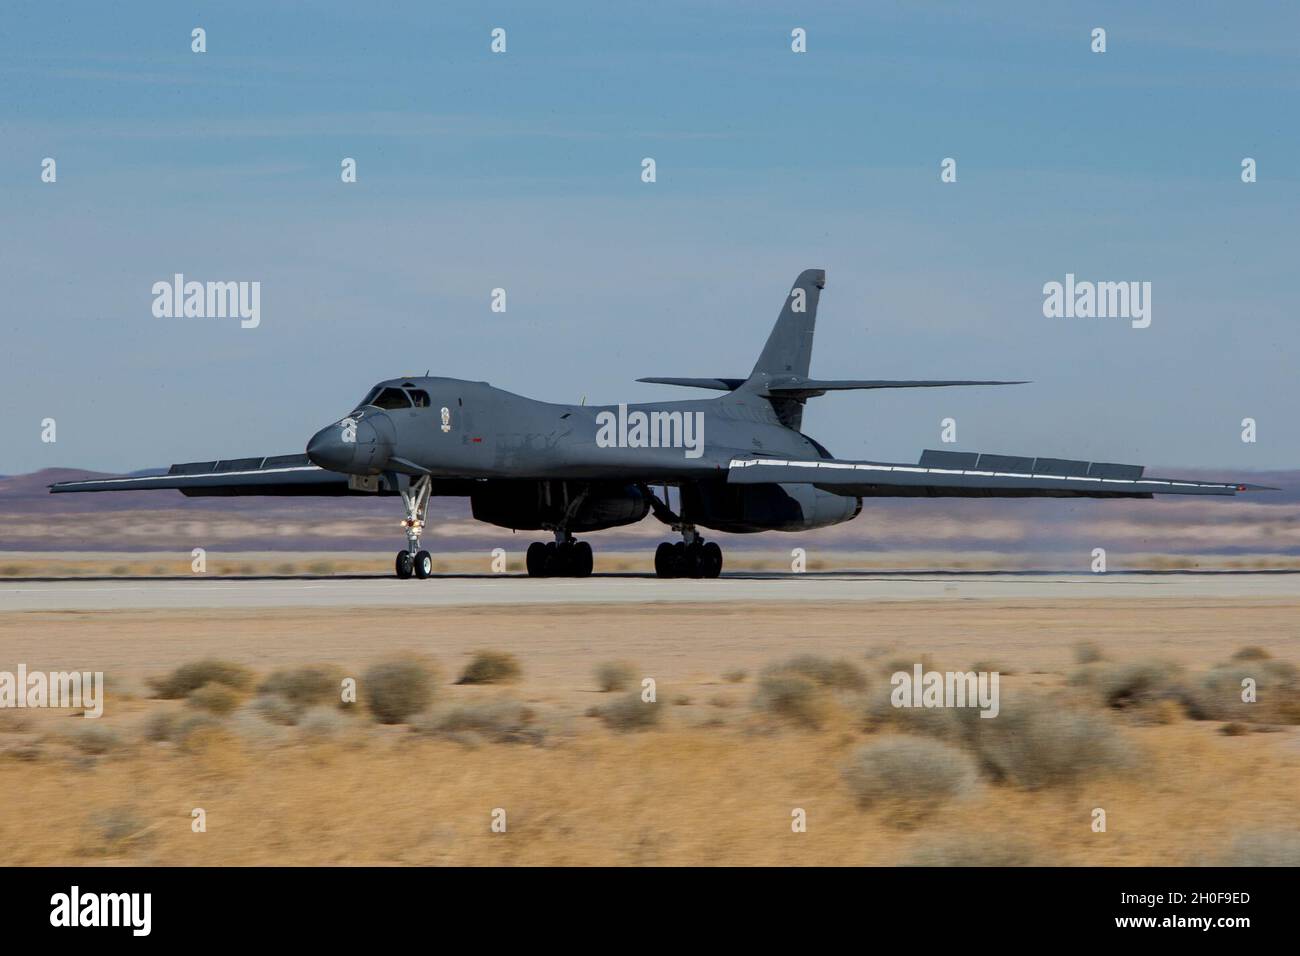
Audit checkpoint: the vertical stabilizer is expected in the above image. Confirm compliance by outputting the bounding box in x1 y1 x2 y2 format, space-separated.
749 268 825 380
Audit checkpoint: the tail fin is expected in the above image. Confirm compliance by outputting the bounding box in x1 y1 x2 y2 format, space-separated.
749 269 825 380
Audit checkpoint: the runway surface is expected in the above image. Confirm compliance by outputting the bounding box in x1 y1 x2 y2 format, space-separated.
2 570 1298 611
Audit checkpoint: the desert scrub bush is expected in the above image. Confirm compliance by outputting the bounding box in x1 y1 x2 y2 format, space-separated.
186 682 242 715
969 695 1136 789
861 688 1135 789
147 659 253 699
144 710 224 749
252 693 301 726
257 664 345 712
772 654 867 691
173 713 229 753
595 692 660 733
88 806 153 855
1231 646 1271 661
1076 660 1186 713
363 657 437 724
722 669 748 684
753 672 829 729
227 711 292 748
298 707 352 742
842 737 977 824
1184 658 1300 724
1073 641 1105 665
70 724 122 755
142 710 178 742
152 712 226 749
753 654 868 729
415 699 547 745
102 675 142 703
456 651 522 685
594 661 636 693
860 680 961 738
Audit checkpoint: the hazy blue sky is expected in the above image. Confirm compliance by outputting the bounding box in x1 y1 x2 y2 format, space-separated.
3 1 1297 473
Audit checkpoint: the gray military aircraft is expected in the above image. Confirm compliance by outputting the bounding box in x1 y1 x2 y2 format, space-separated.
50 269 1267 579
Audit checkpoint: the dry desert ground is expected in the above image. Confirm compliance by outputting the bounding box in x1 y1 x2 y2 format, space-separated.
0 592 1297 866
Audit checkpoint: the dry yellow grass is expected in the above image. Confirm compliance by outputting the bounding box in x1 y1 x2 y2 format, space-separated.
2 714 1296 866
0 598 1296 865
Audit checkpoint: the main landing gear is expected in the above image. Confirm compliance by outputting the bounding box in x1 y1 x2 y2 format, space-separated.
526 532 594 578
641 484 723 579
654 527 722 579
394 475 434 580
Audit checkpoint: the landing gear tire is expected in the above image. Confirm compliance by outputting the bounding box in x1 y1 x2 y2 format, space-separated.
395 551 414 579
526 539 593 577
547 541 565 576
655 539 722 579
680 542 702 578
413 550 433 579
654 542 675 578
572 541 593 577
526 542 548 577
701 541 723 579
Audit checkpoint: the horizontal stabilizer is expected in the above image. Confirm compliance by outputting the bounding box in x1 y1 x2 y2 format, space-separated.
761 379 1028 399
637 377 746 392
728 452 1272 499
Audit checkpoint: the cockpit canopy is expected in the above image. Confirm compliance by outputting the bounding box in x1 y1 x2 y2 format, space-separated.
356 384 431 411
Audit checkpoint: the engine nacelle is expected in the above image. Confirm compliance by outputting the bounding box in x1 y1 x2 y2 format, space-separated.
682 481 862 534
471 480 650 532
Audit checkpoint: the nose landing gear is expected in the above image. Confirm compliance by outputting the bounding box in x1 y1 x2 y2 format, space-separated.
394 475 434 580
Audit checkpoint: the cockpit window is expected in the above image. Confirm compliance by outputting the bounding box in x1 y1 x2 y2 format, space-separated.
407 389 431 407
370 387 411 409
357 386 383 409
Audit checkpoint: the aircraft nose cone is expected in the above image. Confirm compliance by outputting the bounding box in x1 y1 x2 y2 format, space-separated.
306 422 359 472
307 414 393 474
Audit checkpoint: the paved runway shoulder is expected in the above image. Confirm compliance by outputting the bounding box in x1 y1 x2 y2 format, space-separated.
2 571 1297 611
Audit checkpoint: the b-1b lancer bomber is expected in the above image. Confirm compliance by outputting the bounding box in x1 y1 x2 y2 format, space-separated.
51 270 1267 579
